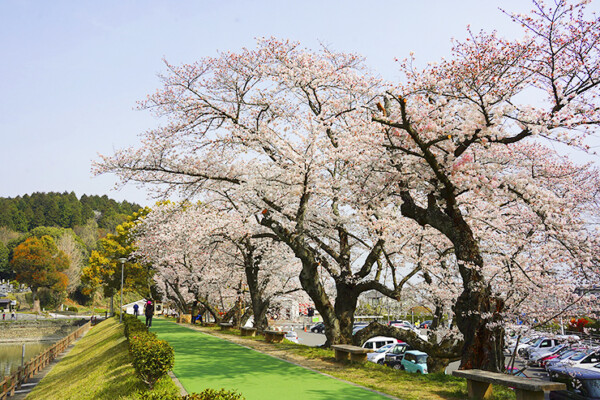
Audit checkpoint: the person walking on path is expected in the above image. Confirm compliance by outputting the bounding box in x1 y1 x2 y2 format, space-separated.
133 303 139 317
144 300 155 328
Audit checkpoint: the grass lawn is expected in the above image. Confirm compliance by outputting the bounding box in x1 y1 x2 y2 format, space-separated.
27 317 177 400
151 318 390 400
192 324 517 400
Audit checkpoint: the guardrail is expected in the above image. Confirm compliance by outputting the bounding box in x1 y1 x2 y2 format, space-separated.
0 320 91 399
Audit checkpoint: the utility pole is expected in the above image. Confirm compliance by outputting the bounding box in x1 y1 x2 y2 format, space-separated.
118 258 127 323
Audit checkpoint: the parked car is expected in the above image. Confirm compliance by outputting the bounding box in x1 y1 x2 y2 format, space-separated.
401 350 429 374
553 349 600 370
284 331 299 343
506 336 538 356
524 337 563 359
367 343 395 364
362 336 402 351
388 320 427 340
352 322 368 335
419 320 433 329
541 346 583 368
546 348 593 370
310 322 325 334
383 343 409 369
548 365 600 399
529 344 568 366
388 320 412 329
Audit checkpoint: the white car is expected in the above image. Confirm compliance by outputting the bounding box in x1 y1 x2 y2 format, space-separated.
553 348 600 370
506 336 537 356
367 343 395 364
577 362 600 372
284 331 299 344
362 336 401 350
524 337 562 359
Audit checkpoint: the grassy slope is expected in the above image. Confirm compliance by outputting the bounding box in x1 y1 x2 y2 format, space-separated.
27 317 176 400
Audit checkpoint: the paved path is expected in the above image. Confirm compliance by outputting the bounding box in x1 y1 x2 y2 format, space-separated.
150 319 392 400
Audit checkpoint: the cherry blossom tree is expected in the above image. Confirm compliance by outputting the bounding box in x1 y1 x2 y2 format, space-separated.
96 38 438 345
370 0 600 370
96 0 600 371
134 202 242 322
135 201 303 329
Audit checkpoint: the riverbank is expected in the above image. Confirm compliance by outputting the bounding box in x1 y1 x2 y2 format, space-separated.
0 319 86 342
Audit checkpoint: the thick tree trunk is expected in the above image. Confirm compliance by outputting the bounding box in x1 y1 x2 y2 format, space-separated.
353 322 462 373
398 188 506 372
454 239 505 372
333 282 358 343
165 280 189 314
251 298 269 331
200 301 222 324
297 259 341 346
454 274 505 371
243 246 270 331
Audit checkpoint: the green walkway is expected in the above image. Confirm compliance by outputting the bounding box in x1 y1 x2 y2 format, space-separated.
150 319 390 400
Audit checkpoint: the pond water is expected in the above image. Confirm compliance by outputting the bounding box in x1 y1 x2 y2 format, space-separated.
0 342 54 378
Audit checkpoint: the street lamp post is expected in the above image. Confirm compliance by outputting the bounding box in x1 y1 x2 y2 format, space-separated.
118 258 127 323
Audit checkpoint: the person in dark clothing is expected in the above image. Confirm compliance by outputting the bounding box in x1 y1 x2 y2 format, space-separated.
133 303 139 317
191 300 198 324
144 300 155 328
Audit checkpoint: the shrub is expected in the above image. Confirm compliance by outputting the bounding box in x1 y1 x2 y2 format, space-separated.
123 314 149 339
135 391 179 400
67 306 78 312
133 382 181 400
129 334 174 389
184 389 245 400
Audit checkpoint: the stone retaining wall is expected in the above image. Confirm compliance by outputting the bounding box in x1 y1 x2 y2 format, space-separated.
0 319 85 342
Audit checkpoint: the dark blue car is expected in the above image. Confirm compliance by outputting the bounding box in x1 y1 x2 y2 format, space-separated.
548 364 600 399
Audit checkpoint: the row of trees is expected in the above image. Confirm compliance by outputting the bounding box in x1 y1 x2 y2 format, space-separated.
97 0 600 372
0 192 141 233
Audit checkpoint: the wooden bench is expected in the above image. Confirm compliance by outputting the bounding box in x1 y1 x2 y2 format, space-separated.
240 327 257 337
331 345 371 362
452 369 566 400
264 330 286 343
219 323 233 331
177 314 192 323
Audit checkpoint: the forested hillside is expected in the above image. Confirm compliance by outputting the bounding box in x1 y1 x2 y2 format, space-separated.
0 192 141 232
0 192 143 310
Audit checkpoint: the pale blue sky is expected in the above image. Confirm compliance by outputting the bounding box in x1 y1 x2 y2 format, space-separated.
1 1 595 206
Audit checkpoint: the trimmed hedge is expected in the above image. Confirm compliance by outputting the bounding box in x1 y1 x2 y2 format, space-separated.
129 333 174 389
124 314 151 339
134 387 244 400
122 315 172 389
122 316 244 399
184 389 244 400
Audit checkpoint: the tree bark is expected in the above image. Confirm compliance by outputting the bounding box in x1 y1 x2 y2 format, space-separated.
398 189 506 371
242 241 270 331
353 322 462 373
334 282 359 343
